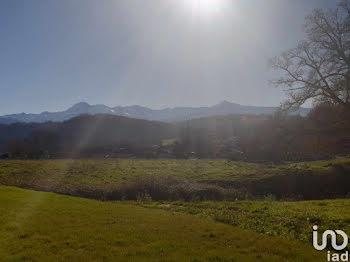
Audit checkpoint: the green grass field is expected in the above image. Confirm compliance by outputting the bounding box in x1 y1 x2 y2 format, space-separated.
0 158 349 190
0 186 324 262
0 159 349 260
0 159 268 186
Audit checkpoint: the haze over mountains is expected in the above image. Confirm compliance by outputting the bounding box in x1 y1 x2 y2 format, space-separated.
0 101 310 124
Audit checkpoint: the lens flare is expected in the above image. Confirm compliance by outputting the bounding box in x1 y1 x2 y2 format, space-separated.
183 0 227 18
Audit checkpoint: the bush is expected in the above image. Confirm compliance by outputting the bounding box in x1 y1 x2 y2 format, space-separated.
106 175 241 201
264 194 277 202
136 192 152 203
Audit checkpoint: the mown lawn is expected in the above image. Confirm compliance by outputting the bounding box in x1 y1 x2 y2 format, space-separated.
0 186 323 262
142 199 350 243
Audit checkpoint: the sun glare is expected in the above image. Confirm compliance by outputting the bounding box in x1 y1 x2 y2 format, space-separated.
183 0 227 18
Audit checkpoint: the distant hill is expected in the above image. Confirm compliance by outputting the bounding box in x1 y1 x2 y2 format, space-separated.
0 113 274 157
0 114 177 156
0 101 311 124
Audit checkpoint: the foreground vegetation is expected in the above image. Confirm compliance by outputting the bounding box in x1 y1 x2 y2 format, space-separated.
0 158 349 201
142 199 350 244
0 158 348 259
0 186 323 262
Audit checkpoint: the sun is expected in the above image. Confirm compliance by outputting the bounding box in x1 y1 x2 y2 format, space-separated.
183 0 227 18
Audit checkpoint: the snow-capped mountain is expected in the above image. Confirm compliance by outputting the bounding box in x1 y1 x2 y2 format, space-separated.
0 101 310 124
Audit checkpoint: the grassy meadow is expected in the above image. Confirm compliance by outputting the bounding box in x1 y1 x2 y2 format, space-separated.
0 157 349 188
0 159 271 186
0 158 349 201
0 158 349 261
0 186 324 262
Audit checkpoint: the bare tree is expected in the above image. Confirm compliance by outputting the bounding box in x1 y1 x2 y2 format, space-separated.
270 0 350 112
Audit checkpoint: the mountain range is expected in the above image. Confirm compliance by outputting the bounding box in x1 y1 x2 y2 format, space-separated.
0 101 311 124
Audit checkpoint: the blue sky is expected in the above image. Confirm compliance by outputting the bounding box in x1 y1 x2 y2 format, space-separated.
0 0 337 115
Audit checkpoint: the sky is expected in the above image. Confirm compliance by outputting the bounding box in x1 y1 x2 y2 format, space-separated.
0 0 338 115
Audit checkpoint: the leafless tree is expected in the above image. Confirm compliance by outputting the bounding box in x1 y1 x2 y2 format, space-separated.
270 0 350 112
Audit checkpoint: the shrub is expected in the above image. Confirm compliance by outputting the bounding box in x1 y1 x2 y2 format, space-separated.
264 194 277 202
107 175 239 201
136 192 152 203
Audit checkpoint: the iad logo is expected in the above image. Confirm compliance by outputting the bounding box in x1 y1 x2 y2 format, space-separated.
313 225 349 261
